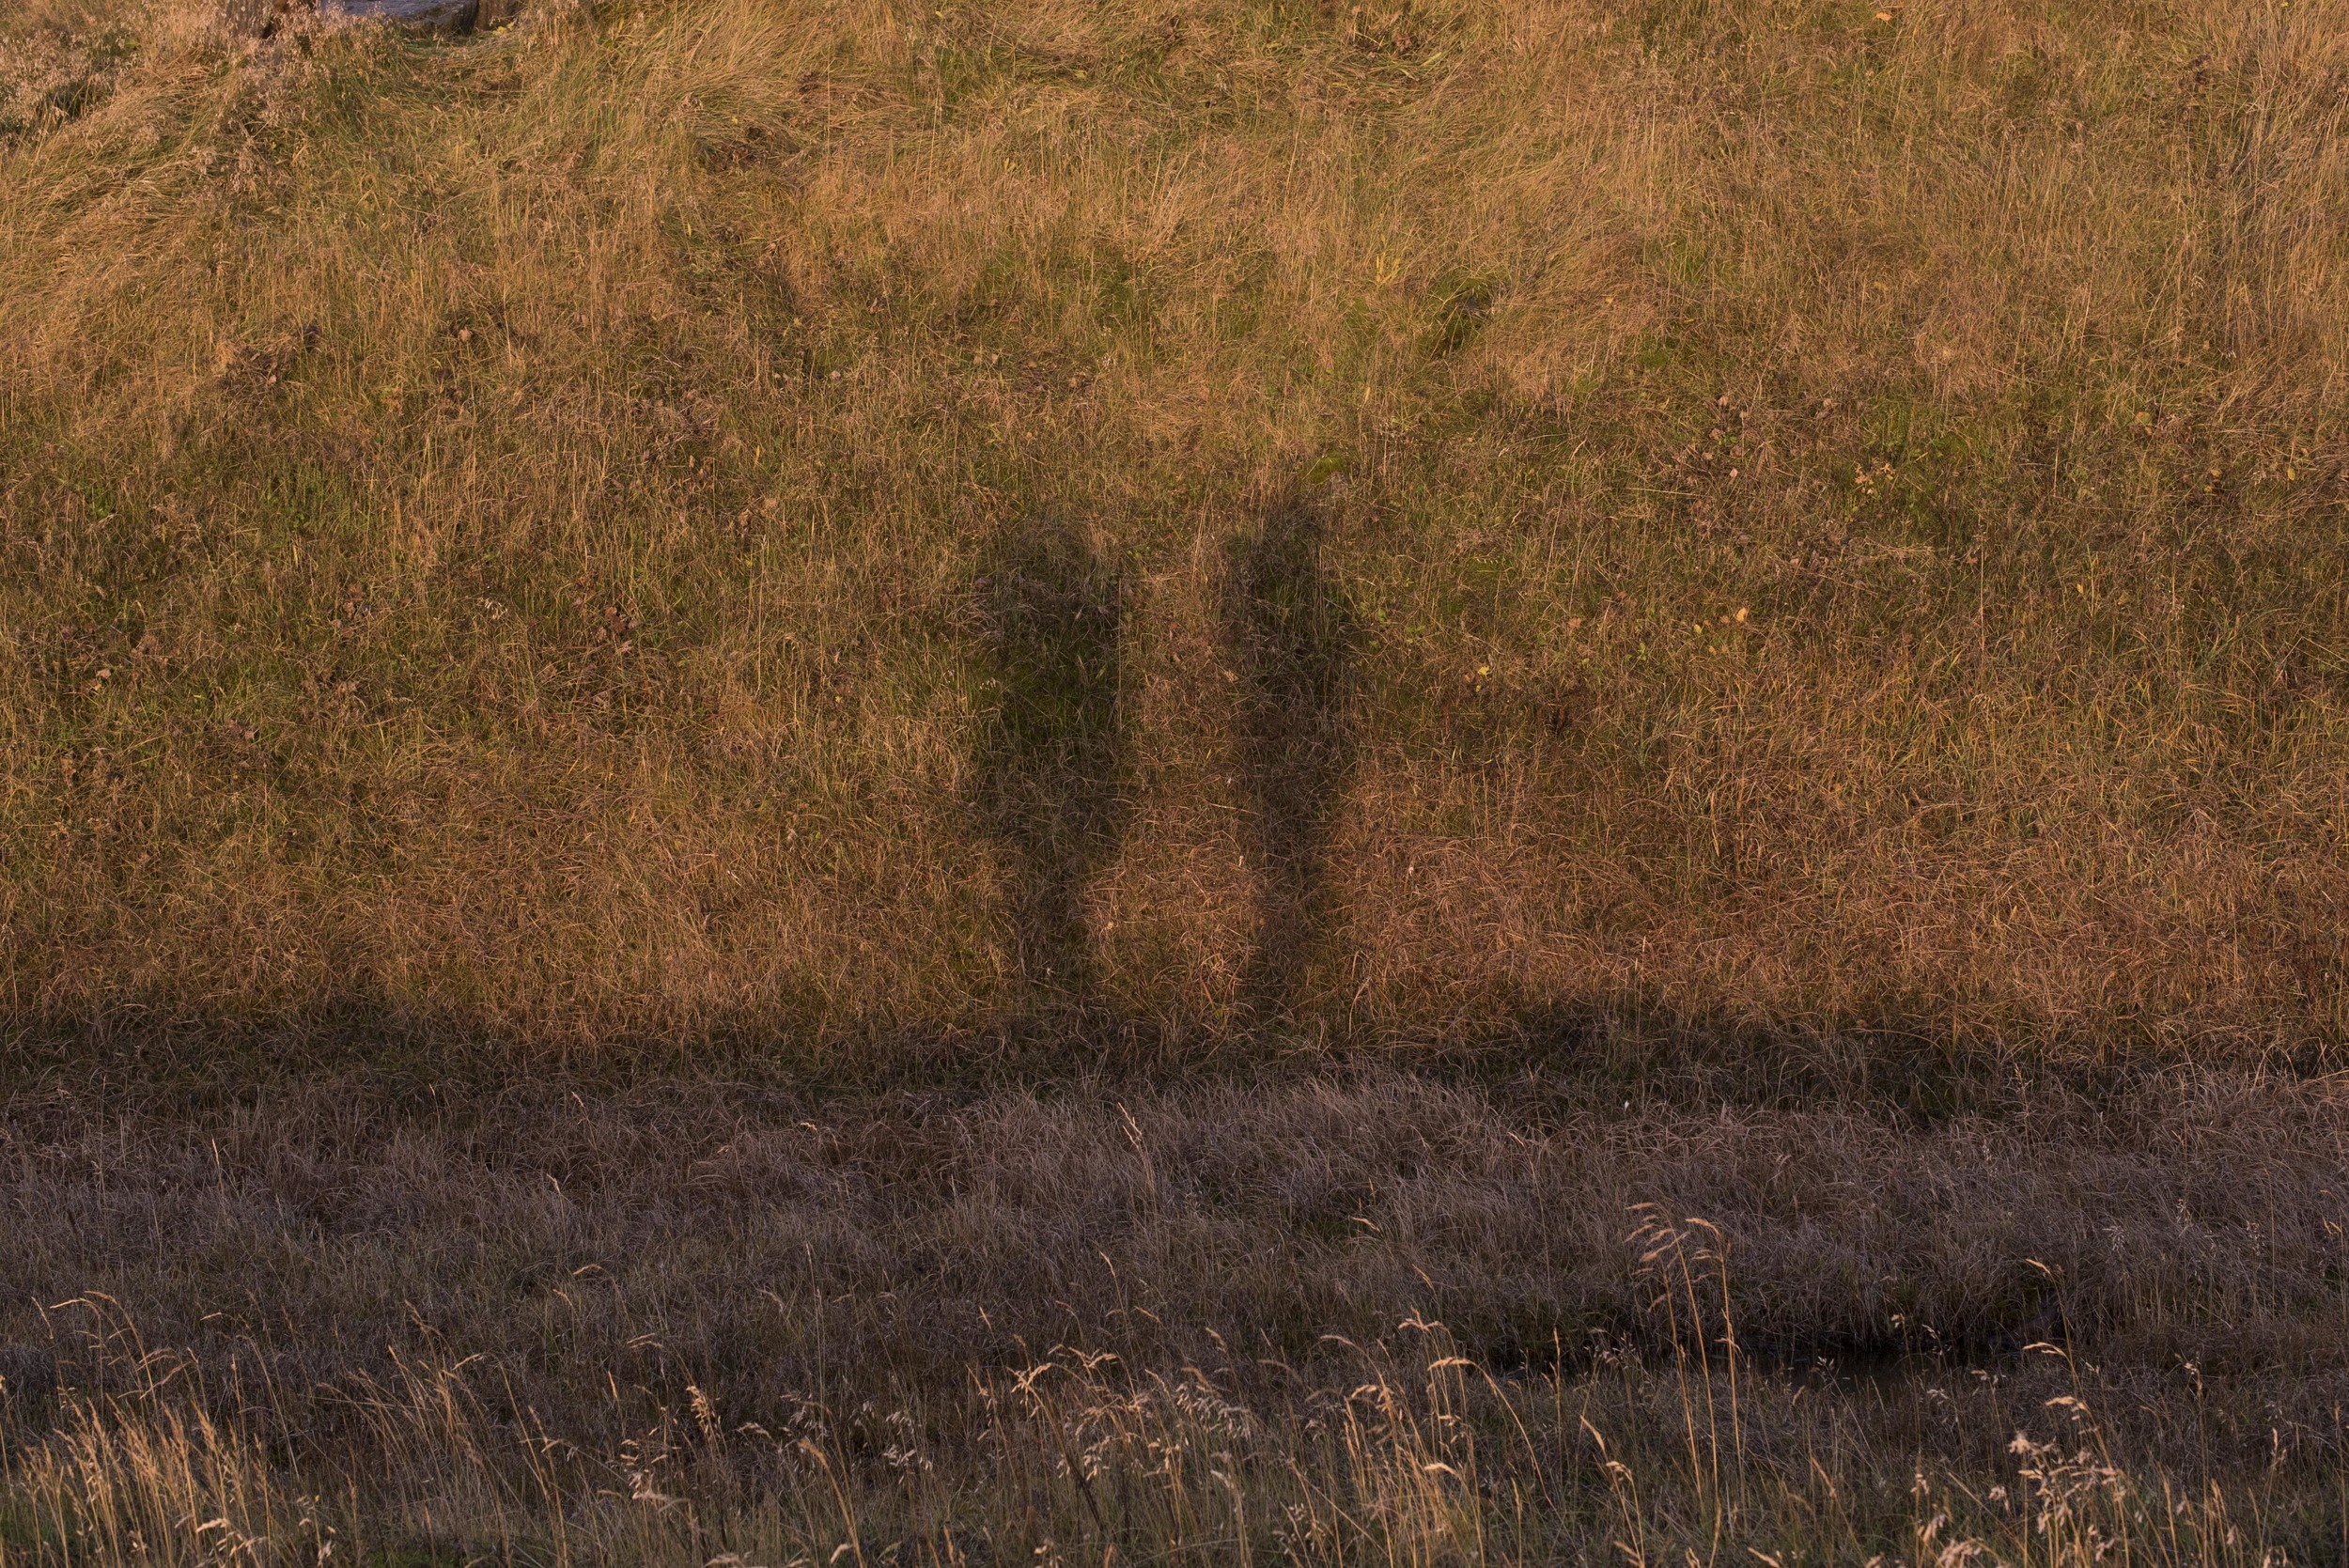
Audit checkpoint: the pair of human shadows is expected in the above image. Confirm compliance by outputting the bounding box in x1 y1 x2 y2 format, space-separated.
972 496 1359 1021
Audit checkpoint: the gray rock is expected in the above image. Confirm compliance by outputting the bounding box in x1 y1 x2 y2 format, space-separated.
319 0 486 32
0 1344 59 1426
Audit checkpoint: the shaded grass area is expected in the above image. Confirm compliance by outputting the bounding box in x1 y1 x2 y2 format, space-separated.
3 0 2346 1059
10 1065 2349 1399
2 1068 2348 1561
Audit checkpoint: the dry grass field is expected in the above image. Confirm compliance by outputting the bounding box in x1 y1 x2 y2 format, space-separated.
5 0 2346 1059
5 0 2349 1557
4 1067 2349 1562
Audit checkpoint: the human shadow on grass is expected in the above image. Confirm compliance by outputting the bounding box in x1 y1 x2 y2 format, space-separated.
1221 490 1361 1024
971 514 1129 1006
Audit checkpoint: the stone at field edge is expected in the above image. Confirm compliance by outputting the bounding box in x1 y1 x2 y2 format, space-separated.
319 0 484 32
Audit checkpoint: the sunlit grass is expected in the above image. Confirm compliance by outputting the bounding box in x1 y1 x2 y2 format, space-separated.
3 0 2344 1062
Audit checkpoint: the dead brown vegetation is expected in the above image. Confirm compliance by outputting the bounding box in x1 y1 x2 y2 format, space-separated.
2 0 2345 1058
4 1067 2349 1560
7 0 2349 1554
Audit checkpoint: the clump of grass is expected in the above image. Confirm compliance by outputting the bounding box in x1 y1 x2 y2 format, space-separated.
3 0 2346 1063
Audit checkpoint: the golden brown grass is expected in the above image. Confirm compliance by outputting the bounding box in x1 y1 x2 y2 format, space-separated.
4 0 2346 1060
